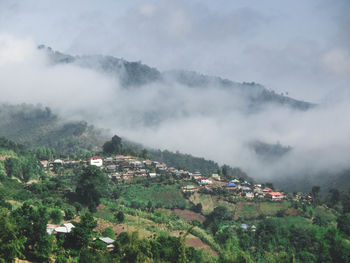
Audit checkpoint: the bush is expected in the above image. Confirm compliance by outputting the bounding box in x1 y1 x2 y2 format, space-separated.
115 211 125 223
50 209 63 224
64 208 74 220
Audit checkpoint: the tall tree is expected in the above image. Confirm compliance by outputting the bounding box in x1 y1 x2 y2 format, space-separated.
103 135 122 155
75 166 108 211
66 212 97 250
0 209 24 262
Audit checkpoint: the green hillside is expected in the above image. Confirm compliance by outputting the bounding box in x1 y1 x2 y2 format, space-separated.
0 136 349 262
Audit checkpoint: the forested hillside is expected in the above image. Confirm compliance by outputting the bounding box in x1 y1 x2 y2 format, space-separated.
0 136 350 262
0 103 106 156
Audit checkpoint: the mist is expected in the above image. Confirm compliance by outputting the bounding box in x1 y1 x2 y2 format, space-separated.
0 0 349 183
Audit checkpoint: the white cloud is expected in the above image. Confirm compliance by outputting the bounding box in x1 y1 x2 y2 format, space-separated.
323 48 350 76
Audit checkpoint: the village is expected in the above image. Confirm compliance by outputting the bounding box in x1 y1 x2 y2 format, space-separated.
41 154 312 204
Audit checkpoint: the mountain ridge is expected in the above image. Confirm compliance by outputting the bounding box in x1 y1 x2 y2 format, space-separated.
39 45 314 111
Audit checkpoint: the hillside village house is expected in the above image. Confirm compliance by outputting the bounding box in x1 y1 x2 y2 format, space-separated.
181 185 198 193
89 156 103 167
225 182 237 190
211 174 221 181
267 192 285 200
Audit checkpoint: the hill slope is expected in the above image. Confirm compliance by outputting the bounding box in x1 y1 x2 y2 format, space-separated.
0 103 106 156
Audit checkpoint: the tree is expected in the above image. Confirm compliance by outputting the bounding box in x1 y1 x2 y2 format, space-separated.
147 201 153 212
50 209 63 224
64 208 74 220
12 203 53 261
337 213 350 236
75 166 108 212
102 227 114 239
311 186 321 206
328 188 340 207
66 212 97 250
0 209 24 262
193 203 202 213
115 211 125 223
103 135 122 155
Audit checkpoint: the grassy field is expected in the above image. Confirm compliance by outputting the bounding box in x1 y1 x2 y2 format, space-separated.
119 183 190 209
234 201 292 220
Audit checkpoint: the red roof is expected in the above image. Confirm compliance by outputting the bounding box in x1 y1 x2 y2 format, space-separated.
267 192 283 196
89 156 101 160
264 188 273 192
197 177 208 180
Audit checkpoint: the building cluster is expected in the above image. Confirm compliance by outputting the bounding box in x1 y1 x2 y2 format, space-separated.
43 155 286 201
182 176 286 201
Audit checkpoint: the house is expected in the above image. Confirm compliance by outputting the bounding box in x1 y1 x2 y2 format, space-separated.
157 167 167 174
106 165 117 172
199 179 212 185
241 186 252 193
263 187 273 194
99 237 115 250
241 181 251 186
104 157 114 163
267 192 285 200
225 182 237 190
130 161 143 167
53 223 75 234
241 223 248 230
88 156 103 167
245 192 254 199
51 159 63 167
181 185 198 193
143 160 153 166
148 173 158 178
192 172 202 178
39 160 48 168
46 224 60 235
111 173 121 180
231 179 240 183
211 174 221 181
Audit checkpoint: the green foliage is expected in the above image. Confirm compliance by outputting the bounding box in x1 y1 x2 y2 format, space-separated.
148 149 220 176
35 146 56 160
102 226 115 239
193 203 202 213
64 208 75 220
0 209 24 262
12 203 53 261
75 166 109 211
115 211 125 223
103 135 122 155
118 183 188 209
66 212 97 250
337 213 350 236
0 104 106 157
50 208 63 224
4 153 41 182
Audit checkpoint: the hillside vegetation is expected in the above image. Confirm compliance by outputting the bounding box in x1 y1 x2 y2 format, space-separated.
0 137 349 262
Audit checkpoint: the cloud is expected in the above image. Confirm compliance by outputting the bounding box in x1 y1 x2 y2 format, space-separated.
322 49 350 76
0 1 349 186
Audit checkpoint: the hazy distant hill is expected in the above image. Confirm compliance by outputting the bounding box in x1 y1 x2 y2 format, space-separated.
0 104 106 156
39 45 313 111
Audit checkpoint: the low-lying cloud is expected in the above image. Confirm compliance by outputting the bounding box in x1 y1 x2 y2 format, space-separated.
1 34 350 184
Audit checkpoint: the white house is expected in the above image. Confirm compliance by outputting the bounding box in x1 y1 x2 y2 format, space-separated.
89 156 103 167
47 223 75 235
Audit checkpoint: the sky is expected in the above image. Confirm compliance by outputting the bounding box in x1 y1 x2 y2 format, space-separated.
0 0 349 101
0 0 349 183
